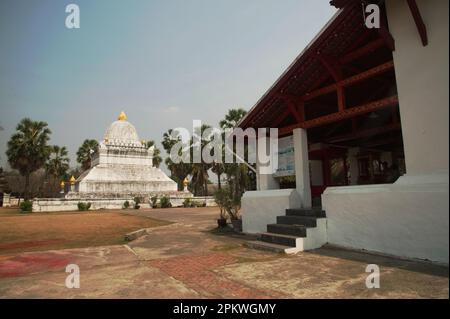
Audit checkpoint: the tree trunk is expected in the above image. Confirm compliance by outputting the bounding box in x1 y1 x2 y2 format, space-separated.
24 173 30 200
217 173 221 189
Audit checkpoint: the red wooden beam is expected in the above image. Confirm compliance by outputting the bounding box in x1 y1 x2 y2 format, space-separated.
286 100 302 123
317 54 342 82
317 54 346 111
279 95 398 135
337 87 346 112
325 123 402 144
340 38 388 64
273 109 291 127
340 60 394 86
406 0 428 46
297 100 305 122
303 60 394 101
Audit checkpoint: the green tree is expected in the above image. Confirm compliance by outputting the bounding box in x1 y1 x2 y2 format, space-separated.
6 118 52 199
190 124 212 196
145 140 163 168
211 161 224 189
161 129 192 190
219 108 247 129
45 146 70 179
219 108 254 201
76 139 98 171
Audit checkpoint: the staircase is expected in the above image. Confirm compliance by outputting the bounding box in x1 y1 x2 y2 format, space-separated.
245 208 327 254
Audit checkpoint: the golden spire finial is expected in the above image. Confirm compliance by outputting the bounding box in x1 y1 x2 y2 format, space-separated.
70 175 76 185
118 111 127 121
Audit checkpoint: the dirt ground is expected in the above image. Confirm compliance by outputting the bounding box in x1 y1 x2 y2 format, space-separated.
0 209 170 255
0 207 448 299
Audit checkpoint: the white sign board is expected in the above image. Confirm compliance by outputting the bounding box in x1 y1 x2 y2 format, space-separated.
275 135 295 177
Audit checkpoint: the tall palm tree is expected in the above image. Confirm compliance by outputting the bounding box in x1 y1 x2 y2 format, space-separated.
6 118 52 199
211 161 224 189
145 140 163 168
219 108 247 129
190 124 212 196
161 129 192 190
45 146 70 179
219 108 252 201
76 139 98 171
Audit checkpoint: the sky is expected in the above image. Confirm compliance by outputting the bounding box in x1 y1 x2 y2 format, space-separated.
0 0 336 172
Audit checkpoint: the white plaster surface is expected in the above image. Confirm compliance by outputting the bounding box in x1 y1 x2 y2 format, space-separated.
242 189 301 234
387 0 449 175
298 218 328 251
322 174 449 263
32 198 132 212
76 117 177 196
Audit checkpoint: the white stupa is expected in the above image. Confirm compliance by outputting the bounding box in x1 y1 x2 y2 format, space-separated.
73 111 177 198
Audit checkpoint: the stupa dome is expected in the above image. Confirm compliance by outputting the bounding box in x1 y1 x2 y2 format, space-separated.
103 112 141 146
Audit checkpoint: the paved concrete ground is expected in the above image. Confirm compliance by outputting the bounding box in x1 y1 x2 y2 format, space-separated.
0 207 448 298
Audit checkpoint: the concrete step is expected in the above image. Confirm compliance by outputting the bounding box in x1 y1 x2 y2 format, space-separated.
267 223 307 237
260 232 299 247
286 208 326 218
276 215 318 227
244 240 301 254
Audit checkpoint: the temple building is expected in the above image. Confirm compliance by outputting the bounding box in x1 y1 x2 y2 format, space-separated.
240 0 448 264
72 112 178 198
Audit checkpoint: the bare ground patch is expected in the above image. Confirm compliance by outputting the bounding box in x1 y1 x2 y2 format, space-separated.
0 209 171 255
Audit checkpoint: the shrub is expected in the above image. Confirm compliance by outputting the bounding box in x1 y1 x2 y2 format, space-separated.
20 200 33 213
123 200 130 209
214 188 240 220
183 198 194 208
134 197 141 209
77 202 91 211
160 196 172 208
150 196 158 208
192 200 206 207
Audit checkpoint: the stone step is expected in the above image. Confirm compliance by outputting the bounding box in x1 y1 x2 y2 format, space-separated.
276 215 318 227
260 232 299 247
286 208 326 218
267 224 307 237
244 240 301 254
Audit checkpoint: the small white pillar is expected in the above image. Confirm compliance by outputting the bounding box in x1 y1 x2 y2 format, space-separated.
293 128 311 208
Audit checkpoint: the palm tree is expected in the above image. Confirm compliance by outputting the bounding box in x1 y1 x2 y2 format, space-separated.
145 140 163 168
76 139 98 171
211 161 224 189
219 108 247 129
6 118 52 199
190 124 212 196
43 146 70 196
219 108 252 201
45 146 70 179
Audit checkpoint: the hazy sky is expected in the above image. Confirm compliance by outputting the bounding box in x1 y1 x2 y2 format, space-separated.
0 0 336 171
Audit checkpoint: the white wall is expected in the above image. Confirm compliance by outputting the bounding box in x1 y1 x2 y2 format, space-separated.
32 198 132 212
242 189 301 234
387 0 449 175
323 0 449 264
323 182 449 263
